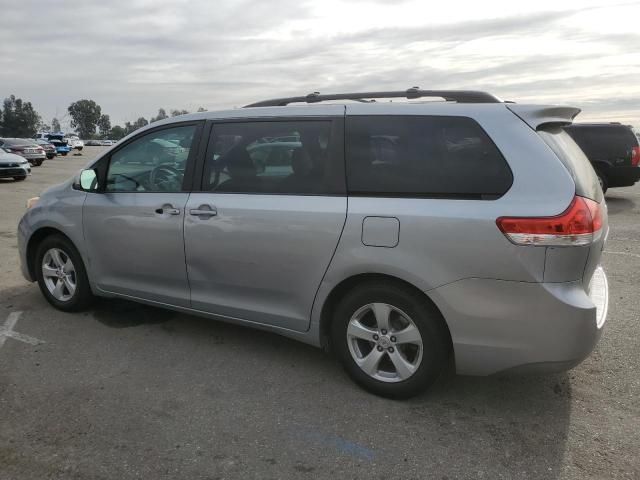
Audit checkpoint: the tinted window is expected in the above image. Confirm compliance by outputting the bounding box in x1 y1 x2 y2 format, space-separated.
538 126 602 202
564 125 638 160
345 116 512 199
204 121 338 194
106 125 196 192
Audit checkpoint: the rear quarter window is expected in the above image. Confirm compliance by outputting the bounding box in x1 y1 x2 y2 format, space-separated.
345 115 513 199
538 126 603 203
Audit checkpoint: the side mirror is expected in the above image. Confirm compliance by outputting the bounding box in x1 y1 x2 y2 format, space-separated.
79 169 99 191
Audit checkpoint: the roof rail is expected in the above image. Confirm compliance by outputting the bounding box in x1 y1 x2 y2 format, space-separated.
244 87 502 107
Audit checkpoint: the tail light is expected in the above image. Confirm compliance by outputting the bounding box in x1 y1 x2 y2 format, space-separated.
497 196 603 247
632 146 640 167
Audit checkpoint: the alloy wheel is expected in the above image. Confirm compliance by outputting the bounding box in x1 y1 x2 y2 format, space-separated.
346 302 423 383
41 248 77 302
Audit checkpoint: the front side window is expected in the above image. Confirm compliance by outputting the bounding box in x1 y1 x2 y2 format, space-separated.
346 115 512 199
203 121 335 194
106 125 196 192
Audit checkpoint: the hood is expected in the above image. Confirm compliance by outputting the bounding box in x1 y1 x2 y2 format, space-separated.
0 151 28 164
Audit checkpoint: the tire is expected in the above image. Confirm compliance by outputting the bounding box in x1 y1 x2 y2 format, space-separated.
331 281 450 399
61 152 68 156
33 159 43 166
13 176 26 181
47 154 55 159
35 234 94 312
596 171 608 194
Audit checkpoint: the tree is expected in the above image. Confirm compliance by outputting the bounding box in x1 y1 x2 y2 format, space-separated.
170 109 189 117
110 125 126 140
68 99 102 139
97 114 111 138
51 117 61 132
0 95 41 137
150 108 168 123
123 117 148 136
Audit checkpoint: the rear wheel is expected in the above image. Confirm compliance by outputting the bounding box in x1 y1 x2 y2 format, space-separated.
596 171 608 194
331 281 449 399
35 235 94 312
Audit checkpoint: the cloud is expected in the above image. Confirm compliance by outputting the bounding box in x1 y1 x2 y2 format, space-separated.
0 0 638 127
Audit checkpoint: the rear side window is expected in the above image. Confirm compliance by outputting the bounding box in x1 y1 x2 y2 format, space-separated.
345 116 512 199
564 125 638 160
203 120 343 195
538 126 602 203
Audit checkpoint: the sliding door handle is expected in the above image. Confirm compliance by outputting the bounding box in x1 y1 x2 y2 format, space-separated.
189 205 217 218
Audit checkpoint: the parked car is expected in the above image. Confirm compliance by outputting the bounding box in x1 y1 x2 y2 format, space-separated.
564 123 640 193
0 150 31 180
101 139 115 146
18 89 609 398
35 139 57 159
0 138 46 166
45 134 72 156
67 135 84 151
85 140 102 146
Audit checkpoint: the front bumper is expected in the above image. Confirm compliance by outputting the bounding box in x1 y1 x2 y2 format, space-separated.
429 270 608 376
0 164 30 178
17 215 33 282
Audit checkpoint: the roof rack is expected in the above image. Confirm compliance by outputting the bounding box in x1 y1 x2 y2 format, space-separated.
244 87 502 107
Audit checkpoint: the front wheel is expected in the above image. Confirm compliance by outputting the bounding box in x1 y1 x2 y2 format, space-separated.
35 235 94 312
331 282 450 399
33 159 43 166
61 152 68 156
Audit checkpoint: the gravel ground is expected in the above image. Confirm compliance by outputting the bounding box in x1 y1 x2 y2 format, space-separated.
0 146 638 479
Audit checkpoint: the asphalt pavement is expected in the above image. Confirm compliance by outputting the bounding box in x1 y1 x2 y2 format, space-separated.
0 147 638 479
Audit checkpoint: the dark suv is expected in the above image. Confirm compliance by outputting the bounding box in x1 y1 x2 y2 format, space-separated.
564 123 640 193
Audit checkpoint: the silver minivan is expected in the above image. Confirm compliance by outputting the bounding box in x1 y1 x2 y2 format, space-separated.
18 89 609 398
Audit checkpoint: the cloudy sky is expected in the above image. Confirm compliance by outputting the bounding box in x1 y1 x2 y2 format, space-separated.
1 0 639 129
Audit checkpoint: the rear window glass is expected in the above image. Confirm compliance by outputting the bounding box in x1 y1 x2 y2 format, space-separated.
345 115 512 199
538 126 602 202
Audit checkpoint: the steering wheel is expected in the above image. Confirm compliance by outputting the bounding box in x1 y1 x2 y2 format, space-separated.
149 165 181 189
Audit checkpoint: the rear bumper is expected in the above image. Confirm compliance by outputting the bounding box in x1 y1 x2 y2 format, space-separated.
429 271 608 376
607 166 640 187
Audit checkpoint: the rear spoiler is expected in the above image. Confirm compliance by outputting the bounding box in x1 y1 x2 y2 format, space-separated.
506 104 581 130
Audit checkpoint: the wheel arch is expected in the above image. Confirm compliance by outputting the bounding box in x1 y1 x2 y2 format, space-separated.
318 273 453 352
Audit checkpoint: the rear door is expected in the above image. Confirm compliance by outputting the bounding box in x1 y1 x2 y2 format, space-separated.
184 117 346 332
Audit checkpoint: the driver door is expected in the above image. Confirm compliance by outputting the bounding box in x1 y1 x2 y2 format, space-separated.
83 122 202 307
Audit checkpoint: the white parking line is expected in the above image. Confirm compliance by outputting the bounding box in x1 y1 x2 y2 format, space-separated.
0 311 45 350
604 250 640 259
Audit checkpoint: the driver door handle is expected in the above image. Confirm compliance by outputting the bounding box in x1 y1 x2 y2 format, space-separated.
155 205 181 215
189 205 217 218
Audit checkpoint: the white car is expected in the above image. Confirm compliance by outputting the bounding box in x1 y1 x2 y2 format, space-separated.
0 150 30 181
67 136 84 151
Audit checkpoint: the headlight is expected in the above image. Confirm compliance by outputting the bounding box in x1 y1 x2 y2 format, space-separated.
26 197 39 209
